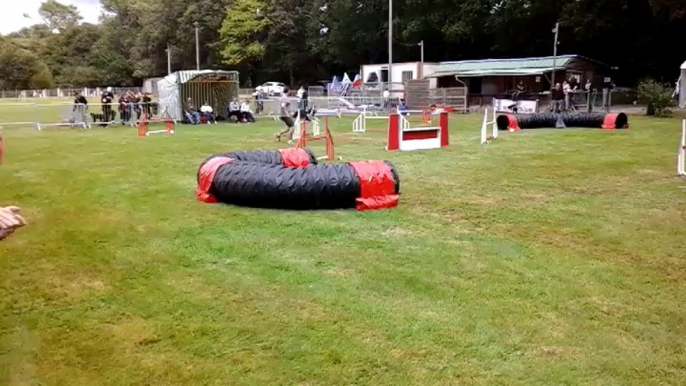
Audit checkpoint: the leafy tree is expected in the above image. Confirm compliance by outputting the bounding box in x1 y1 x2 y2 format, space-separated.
219 0 271 66
0 40 54 89
38 0 83 32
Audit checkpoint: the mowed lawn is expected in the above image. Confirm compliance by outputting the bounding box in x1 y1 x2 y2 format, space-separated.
1 107 685 385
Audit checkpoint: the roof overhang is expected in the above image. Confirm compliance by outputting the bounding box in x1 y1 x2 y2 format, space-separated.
426 68 557 78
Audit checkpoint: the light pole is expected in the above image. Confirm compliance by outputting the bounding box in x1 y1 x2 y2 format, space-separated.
193 22 200 71
166 46 171 75
418 40 424 79
551 22 559 88
388 0 393 90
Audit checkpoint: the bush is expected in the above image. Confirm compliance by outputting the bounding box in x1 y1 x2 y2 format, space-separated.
637 79 674 117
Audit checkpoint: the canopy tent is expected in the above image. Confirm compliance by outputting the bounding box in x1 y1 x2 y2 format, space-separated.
680 61 686 109
157 70 239 121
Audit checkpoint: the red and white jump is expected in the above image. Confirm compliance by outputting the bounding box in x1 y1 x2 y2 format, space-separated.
386 112 449 151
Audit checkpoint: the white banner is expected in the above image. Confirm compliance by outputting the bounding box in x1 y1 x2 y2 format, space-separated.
494 98 538 114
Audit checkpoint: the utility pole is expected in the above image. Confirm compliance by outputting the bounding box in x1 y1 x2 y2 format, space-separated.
551 22 559 89
418 40 424 79
388 0 393 90
193 22 200 71
166 46 171 75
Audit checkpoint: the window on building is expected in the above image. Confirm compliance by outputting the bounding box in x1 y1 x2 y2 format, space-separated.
380 70 389 82
402 71 414 81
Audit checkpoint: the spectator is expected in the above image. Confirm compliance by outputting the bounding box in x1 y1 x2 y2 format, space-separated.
132 92 142 121
101 87 114 122
227 98 241 122
118 93 132 125
383 89 390 110
240 100 255 123
73 91 88 125
585 79 592 92
297 85 309 111
551 83 565 113
142 92 153 118
255 89 265 114
563 80 572 110
200 102 217 124
184 98 200 125
397 99 408 116
0 206 26 241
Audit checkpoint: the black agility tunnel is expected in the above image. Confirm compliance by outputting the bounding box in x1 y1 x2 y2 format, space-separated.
496 112 629 131
196 148 400 211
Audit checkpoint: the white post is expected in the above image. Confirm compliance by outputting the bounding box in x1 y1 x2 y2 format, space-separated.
551 22 559 89
166 46 172 75
679 119 686 177
492 110 498 140
419 40 424 79
483 110 489 144
292 109 302 140
388 0 393 90
194 22 200 71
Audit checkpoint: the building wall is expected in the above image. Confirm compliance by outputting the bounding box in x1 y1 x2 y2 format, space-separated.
361 62 439 84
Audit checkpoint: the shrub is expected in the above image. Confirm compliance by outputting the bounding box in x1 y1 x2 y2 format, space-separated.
637 79 674 117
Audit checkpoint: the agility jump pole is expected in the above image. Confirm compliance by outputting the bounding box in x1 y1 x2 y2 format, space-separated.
137 112 175 137
480 107 499 144
295 116 335 161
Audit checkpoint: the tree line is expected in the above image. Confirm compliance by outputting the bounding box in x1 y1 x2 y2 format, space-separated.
0 0 684 90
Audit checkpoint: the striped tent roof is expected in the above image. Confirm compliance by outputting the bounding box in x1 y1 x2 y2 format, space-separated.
175 70 239 84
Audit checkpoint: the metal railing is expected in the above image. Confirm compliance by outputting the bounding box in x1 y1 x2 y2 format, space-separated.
0 87 144 100
0 102 176 129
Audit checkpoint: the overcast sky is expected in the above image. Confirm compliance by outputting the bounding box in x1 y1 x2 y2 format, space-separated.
0 0 102 35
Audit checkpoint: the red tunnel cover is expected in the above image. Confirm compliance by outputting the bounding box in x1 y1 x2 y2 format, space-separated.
196 156 234 203
348 161 399 211
278 148 312 168
506 115 521 131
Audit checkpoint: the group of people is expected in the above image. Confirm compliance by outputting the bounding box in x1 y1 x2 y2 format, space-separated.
183 98 257 125
227 98 256 123
71 88 157 125
97 88 155 124
550 77 593 113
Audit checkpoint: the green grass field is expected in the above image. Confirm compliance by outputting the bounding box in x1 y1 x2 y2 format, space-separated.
1 108 685 385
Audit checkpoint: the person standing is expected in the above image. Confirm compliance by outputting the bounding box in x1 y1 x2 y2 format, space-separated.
101 87 114 122
551 83 565 113
142 92 153 118
275 100 295 143
562 80 571 110
73 91 88 126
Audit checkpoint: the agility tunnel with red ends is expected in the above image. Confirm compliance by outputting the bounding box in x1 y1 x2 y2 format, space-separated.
196 148 400 211
496 112 629 131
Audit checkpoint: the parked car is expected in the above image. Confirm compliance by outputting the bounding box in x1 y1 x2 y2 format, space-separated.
255 82 289 96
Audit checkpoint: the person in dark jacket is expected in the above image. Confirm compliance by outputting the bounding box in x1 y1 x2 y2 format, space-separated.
101 87 114 122
551 83 565 113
